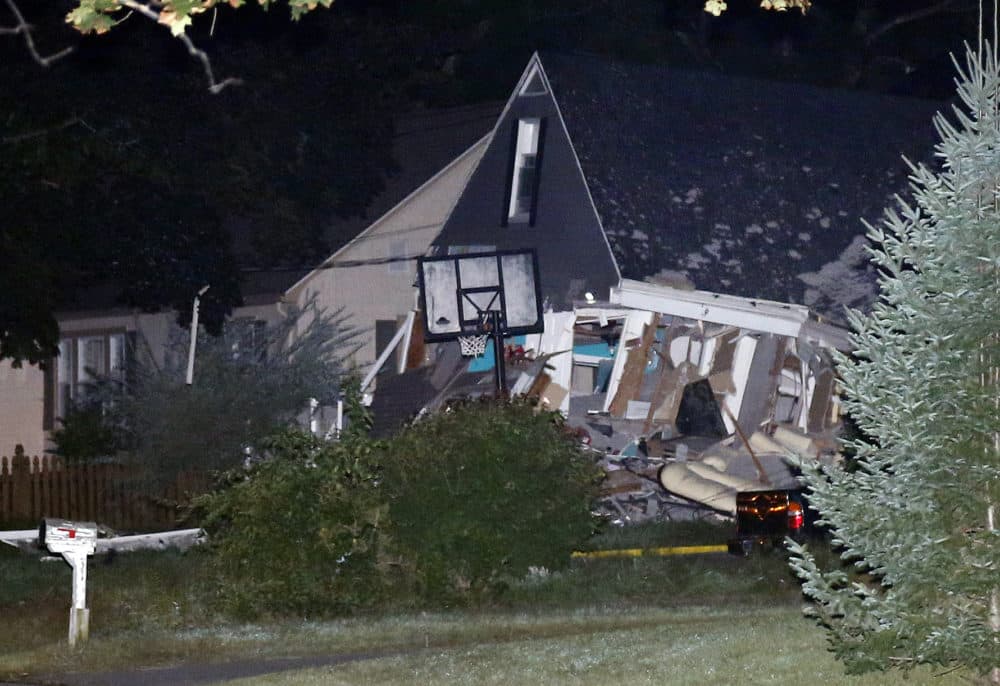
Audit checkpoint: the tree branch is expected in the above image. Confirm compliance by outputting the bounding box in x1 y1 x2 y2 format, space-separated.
1 116 82 144
117 0 242 94
175 29 244 94
2 0 74 67
864 0 967 46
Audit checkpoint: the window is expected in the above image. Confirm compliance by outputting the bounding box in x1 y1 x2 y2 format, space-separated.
49 331 129 427
518 66 548 96
507 118 541 223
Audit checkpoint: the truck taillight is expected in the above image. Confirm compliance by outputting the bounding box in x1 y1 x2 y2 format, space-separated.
787 502 804 531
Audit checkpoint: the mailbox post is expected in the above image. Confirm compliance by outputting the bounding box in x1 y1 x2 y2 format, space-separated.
39 519 98 647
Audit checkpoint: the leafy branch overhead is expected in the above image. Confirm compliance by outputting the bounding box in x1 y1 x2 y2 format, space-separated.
703 0 811 16
67 0 333 37
2 0 333 92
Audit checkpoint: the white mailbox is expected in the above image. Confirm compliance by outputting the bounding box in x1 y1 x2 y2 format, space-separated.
40 519 98 556
39 519 98 647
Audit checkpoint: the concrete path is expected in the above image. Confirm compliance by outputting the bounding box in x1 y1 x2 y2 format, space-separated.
7 648 416 686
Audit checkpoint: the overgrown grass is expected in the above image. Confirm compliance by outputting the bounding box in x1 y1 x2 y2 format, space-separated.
0 522 960 684
501 519 802 608
220 607 968 686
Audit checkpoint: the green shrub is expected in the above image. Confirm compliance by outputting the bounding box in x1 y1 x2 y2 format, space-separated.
51 402 123 463
381 397 603 603
196 426 389 618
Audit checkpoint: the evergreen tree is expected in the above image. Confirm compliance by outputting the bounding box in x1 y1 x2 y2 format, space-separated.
788 42 1000 677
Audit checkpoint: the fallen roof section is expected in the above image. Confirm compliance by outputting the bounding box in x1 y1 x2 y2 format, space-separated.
610 279 852 352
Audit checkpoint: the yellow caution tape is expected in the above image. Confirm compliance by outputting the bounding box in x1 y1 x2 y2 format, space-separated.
571 544 728 559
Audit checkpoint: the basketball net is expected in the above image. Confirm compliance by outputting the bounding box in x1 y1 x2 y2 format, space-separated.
458 333 488 357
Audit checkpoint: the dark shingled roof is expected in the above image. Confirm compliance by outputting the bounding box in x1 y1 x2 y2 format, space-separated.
537 51 944 320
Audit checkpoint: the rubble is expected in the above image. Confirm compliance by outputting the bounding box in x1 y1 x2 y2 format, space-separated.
372 278 849 522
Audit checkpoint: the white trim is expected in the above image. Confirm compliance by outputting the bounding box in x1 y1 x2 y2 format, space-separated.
360 311 416 393
602 309 655 413
722 335 758 433
518 63 548 96
573 306 631 323
609 279 851 350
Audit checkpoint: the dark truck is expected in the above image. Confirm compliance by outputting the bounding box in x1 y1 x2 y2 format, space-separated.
727 489 806 556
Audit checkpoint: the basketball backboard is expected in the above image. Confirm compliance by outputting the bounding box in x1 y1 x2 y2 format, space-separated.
417 249 544 342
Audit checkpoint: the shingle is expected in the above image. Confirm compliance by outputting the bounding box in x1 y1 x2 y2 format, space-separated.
539 51 943 321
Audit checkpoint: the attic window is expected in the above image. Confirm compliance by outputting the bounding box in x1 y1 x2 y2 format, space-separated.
519 66 547 96
508 118 540 223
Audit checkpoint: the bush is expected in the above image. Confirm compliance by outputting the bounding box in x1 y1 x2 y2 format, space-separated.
196 426 389 618
51 402 123 463
381 397 603 603
59 299 361 485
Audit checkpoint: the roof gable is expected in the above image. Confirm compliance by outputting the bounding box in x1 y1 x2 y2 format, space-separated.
432 54 620 310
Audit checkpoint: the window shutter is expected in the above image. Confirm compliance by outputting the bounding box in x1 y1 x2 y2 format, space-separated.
501 122 519 227
42 358 55 431
528 117 547 227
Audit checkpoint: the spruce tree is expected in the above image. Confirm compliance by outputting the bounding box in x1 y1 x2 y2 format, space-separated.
788 42 1000 677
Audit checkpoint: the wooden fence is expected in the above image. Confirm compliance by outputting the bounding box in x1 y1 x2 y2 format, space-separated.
0 445 208 531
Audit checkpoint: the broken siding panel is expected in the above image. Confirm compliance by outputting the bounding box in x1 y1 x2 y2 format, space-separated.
644 362 694 432
736 334 783 436
709 329 738 376
603 310 655 413
774 349 805 424
720 335 758 434
807 369 836 432
571 364 596 394
608 318 658 417
698 336 717 377
534 311 576 414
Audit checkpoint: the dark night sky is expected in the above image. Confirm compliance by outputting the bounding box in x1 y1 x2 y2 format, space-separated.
0 0 979 360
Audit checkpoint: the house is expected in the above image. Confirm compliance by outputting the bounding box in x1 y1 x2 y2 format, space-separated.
0 281 291 459
431 51 942 319
367 51 943 510
0 104 499 458
284 104 497 373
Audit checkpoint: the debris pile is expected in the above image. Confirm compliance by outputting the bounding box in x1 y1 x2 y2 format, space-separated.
373 278 849 521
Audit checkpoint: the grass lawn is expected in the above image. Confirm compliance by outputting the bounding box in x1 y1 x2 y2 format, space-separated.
0 522 975 684
220 607 966 686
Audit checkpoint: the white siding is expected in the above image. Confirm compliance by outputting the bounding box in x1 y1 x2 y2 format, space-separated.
286 136 488 369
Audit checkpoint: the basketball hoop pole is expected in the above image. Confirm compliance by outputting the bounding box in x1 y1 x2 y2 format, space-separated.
488 310 508 396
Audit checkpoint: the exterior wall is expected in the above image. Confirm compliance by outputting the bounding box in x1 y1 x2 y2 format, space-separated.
0 361 46 457
1 130 487 455
0 302 282 458
287 136 488 370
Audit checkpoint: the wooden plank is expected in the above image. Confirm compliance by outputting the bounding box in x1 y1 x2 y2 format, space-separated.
808 369 836 432
647 362 696 430
405 315 426 371
709 329 738 375
608 322 657 417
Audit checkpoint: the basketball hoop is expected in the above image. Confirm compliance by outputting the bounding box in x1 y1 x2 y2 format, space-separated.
458 334 488 357
417 249 544 394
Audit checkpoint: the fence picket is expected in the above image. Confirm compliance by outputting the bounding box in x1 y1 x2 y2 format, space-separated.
0 449 206 531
